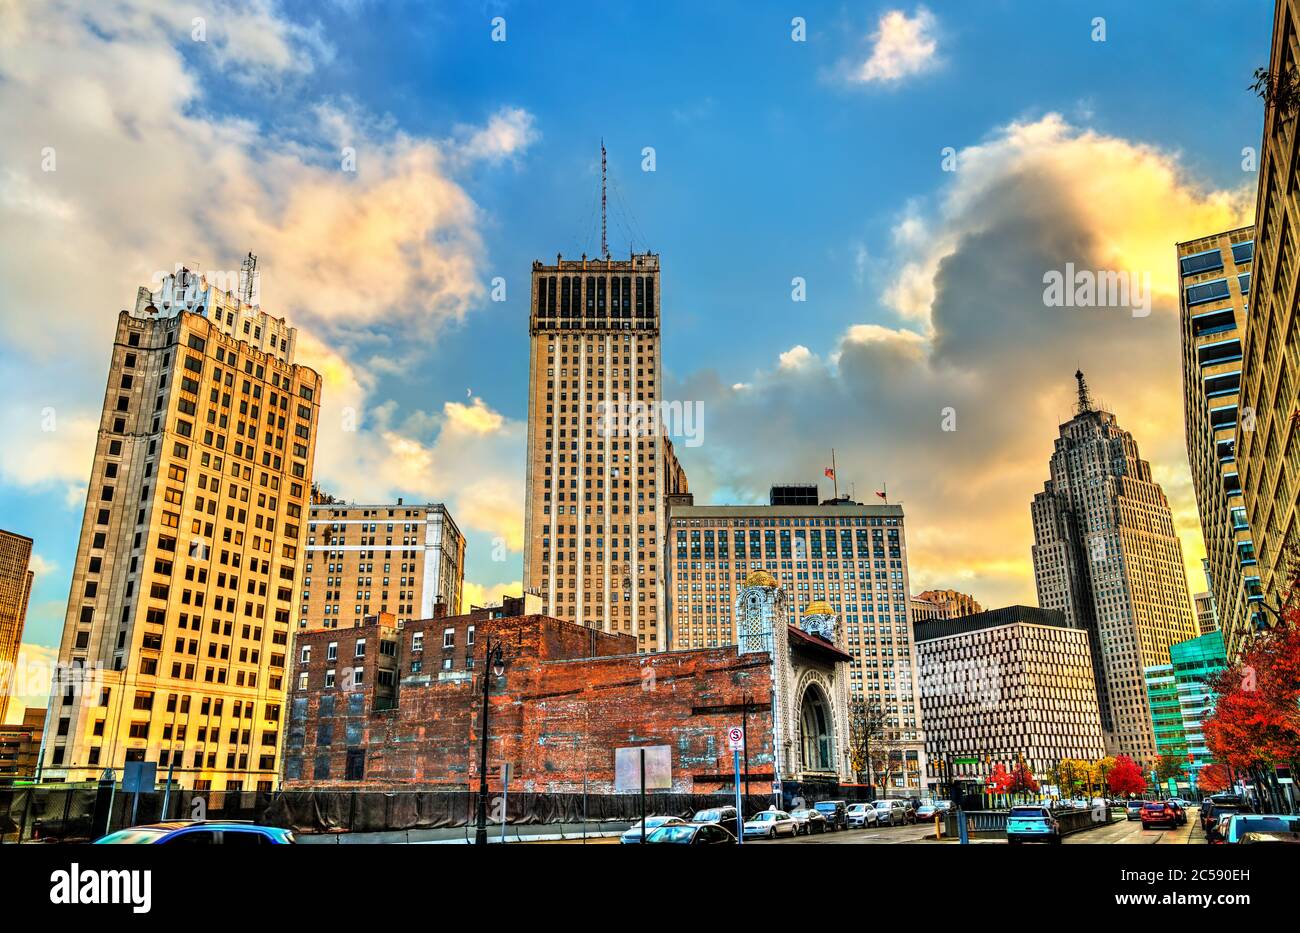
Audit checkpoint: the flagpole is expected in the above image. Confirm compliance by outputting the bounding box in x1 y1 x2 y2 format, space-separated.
831 449 838 500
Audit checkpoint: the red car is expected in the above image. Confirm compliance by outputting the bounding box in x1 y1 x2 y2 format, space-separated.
1139 802 1180 829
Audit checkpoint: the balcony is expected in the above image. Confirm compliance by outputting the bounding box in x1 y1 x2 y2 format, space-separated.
1190 305 1236 337
1197 337 1242 367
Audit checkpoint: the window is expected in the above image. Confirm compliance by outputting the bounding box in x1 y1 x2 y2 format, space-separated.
411 632 423 652
443 628 455 648
354 639 366 658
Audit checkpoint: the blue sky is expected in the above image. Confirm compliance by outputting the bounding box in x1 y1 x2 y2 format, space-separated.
0 0 1274 715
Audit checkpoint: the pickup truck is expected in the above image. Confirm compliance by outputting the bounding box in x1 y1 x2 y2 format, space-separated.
1006 806 1061 845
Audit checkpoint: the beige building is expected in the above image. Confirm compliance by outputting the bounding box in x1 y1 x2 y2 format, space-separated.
914 606 1106 792
1194 591 1219 636
0 707 44 785
665 490 928 792
522 252 688 651
911 589 982 622
1031 371 1199 766
0 530 34 724
1176 226 1257 660
1240 0 1300 642
41 269 321 791
300 497 464 630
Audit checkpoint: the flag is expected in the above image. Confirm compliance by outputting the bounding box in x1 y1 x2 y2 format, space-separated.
824 467 835 479
875 490 887 500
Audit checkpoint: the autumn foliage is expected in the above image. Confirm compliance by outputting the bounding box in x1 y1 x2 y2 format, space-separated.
1107 754 1145 796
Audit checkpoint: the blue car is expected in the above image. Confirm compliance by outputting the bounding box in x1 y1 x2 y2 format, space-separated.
94 821 296 845
1005 806 1061 845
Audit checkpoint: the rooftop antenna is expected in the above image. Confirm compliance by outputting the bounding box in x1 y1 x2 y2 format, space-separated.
600 140 608 259
1075 368 1094 414
240 252 258 306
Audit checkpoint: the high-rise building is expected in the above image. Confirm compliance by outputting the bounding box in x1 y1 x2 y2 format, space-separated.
0 530 34 724
1241 0 1300 640
664 488 928 792
1142 629 1227 791
42 269 321 791
914 606 1106 792
0 707 45 785
522 252 688 652
912 589 983 620
1193 591 1218 636
1176 226 1257 659
1030 371 1199 765
300 497 464 630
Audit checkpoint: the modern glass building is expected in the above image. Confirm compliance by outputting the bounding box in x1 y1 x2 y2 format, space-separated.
1142 630 1228 793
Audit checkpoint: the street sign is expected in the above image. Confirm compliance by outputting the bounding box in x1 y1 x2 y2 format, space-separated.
614 746 672 792
122 761 156 793
727 726 744 751
954 757 979 765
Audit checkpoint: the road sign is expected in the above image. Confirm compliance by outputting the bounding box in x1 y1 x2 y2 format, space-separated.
954 757 979 765
614 746 672 792
727 727 744 751
122 761 156 793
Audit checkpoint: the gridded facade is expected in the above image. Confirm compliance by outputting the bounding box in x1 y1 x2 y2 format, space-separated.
1240 0 1300 643
300 501 464 630
0 529 34 724
522 252 687 651
1143 630 1228 788
43 271 321 791
1176 226 1258 660
914 607 1106 788
913 589 983 621
665 497 926 790
1030 373 1198 765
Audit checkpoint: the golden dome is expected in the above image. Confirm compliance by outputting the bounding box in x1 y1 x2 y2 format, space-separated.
744 569 778 589
803 600 834 617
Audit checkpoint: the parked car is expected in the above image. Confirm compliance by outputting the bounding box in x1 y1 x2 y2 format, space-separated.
1139 801 1180 830
846 803 878 828
619 816 688 844
873 799 914 826
94 821 296 845
813 799 848 831
1201 796 1246 837
692 806 738 827
645 822 736 845
1124 800 1146 821
915 802 940 821
789 808 828 835
1207 812 1237 844
1006 806 1061 845
1217 814 1300 845
742 809 798 840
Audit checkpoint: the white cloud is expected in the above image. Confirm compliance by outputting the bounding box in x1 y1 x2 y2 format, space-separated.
856 7 938 84
778 345 816 370
456 107 540 165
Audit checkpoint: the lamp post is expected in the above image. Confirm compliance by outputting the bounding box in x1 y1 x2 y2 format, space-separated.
474 639 506 846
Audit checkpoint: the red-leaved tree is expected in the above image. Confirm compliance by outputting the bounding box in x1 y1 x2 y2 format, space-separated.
1108 754 1145 796
1197 762 1230 794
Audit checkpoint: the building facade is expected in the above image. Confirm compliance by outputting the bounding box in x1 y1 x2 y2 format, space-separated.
1176 226 1258 659
522 252 688 652
1143 630 1229 792
284 607 776 793
914 606 1106 792
0 707 44 784
1030 372 1199 765
42 269 321 791
1241 0 1300 640
0 529 34 724
912 589 983 621
299 497 464 630
665 489 927 793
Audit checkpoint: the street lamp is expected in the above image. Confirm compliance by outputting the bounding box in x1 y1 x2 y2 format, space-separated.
474 639 507 846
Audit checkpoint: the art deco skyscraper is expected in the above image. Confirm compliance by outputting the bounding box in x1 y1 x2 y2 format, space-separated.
522 252 687 651
0 529 34 724
1176 226 1258 660
1030 372 1199 765
42 268 321 791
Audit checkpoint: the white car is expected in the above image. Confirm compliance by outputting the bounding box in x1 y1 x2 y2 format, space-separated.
619 816 687 844
846 803 878 828
743 809 798 839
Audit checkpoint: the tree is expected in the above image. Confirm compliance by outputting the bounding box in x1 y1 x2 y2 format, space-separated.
1155 750 1188 783
848 697 886 786
1108 754 1145 797
1197 763 1231 795
1007 759 1038 801
1251 66 1300 120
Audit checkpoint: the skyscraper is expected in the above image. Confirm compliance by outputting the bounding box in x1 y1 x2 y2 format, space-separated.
1176 226 1257 660
42 269 321 790
0 529 34 724
1240 0 1300 638
1030 372 1199 764
299 496 465 630
522 252 687 651
1142 629 1227 791
664 488 928 793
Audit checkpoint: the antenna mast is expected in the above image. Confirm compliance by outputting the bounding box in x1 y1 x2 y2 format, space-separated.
240 252 258 306
600 140 608 259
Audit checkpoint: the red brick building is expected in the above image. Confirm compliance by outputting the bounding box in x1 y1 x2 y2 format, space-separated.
283 605 775 794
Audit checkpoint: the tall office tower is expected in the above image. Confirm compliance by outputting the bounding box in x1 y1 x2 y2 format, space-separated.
1241 0 1300 640
1142 629 1227 791
665 487 928 793
42 269 321 791
299 496 465 630
1030 371 1199 764
1176 226 1258 659
914 606 1106 793
0 530 34 724
522 252 687 652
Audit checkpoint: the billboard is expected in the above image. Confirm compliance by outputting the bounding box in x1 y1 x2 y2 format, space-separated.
614 745 672 792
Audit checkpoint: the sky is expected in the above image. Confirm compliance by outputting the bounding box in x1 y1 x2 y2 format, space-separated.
0 0 1275 720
